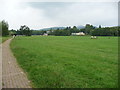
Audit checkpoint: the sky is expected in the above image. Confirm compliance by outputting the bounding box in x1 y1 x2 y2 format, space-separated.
0 0 119 30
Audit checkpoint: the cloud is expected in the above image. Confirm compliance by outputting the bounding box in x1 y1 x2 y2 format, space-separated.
0 0 57 29
28 2 118 27
0 0 118 30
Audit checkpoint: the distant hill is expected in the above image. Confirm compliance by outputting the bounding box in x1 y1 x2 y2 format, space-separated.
38 25 85 31
76 25 85 29
40 27 66 31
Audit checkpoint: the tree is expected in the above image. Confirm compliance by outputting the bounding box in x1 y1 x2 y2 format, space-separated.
0 21 2 36
9 29 17 36
118 26 120 36
19 25 32 36
72 26 79 33
85 24 94 34
0 20 9 36
90 26 118 36
99 25 101 28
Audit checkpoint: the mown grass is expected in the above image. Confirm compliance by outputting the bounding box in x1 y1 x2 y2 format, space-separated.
10 36 118 88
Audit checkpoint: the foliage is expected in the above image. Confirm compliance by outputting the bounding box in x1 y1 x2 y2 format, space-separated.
49 26 80 36
9 29 17 35
84 24 95 34
90 27 118 36
18 25 32 36
35 24 118 36
0 20 9 36
8 23 118 36
32 30 46 35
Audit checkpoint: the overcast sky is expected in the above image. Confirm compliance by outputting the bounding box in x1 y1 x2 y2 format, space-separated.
0 0 119 30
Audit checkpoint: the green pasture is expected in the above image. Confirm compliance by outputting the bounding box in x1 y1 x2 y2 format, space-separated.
10 36 118 88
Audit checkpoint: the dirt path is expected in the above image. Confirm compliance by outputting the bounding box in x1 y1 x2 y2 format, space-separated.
2 38 32 88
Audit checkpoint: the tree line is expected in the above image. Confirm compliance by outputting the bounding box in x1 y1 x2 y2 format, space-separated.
47 24 119 36
1 20 120 36
0 20 32 36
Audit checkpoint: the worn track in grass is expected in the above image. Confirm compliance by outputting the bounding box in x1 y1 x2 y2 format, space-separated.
2 38 31 88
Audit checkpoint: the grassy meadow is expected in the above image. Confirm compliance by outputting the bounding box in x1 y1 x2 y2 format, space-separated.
10 36 118 88
0 36 11 43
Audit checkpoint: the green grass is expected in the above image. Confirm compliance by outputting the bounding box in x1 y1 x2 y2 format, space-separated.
0 37 1 43
10 36 118 88
0 36 11 43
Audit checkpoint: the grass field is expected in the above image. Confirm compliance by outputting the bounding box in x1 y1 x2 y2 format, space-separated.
10 36 118 88
0 36 11 43
0 37 1 43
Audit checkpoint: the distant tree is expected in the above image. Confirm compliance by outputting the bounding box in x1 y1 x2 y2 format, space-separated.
32 24 118 36
9 29 17 36
118 26 120 36
0 20 9 36
19 25 32 36
68 26 71 30
71 26 79 33
99 25 101 28
80 28 86 33
73 26 77 31
90 26 118 36
0 21 2 36
85 24 95 34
